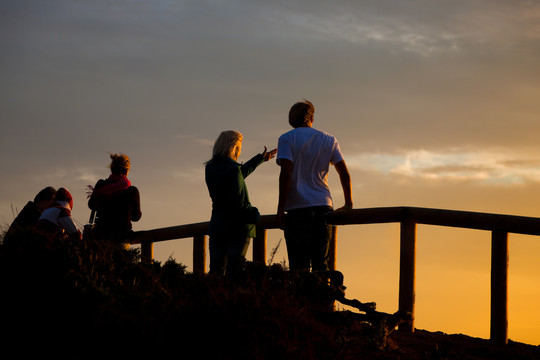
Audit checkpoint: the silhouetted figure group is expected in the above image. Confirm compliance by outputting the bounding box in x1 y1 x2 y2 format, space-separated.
6 100 352 273
5 100 412 345
5 153 141 247
6 186 81 246
205 100 353 275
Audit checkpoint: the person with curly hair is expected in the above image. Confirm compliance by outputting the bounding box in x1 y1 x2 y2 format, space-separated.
88 153 142 244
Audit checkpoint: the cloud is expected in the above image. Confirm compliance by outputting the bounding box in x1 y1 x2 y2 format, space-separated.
262 0 540 57
172 167 205 183
175 134 214 148
282 12 458 56
348 148 540 185
4 0 540 64
74 168 105 184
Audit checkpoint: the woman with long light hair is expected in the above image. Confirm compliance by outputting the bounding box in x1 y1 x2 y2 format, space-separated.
205 130 276 275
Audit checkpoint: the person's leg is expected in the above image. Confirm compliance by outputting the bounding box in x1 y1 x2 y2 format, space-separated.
284 209 311 271
226 236 250 274
309 207 333 272
209 235 227 275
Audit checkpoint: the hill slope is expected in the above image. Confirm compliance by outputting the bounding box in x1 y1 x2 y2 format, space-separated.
1 232 538 359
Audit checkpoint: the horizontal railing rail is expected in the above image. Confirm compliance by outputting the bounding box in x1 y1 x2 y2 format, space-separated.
132 206 540 346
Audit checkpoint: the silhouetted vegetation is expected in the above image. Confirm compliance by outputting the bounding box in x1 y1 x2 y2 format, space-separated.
1 229 539 359
0 230 349 359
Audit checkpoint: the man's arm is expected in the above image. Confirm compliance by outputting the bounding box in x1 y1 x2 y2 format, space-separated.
277 158 293 229
334 160 353 210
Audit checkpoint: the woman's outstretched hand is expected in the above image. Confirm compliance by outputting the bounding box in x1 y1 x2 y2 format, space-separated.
262 146 277 161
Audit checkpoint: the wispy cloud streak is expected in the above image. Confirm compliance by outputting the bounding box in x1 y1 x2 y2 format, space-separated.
349 149 540 185
263 0 540 56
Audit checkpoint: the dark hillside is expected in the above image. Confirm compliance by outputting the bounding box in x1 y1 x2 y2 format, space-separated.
1 232 538 359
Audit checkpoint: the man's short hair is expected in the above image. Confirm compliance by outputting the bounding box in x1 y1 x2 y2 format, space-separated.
289 100 315 128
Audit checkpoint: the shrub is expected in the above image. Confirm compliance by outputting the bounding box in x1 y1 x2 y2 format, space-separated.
0 233 345 359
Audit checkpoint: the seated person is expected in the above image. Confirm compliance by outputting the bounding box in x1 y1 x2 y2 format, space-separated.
35 188 81 242
6 186 56 239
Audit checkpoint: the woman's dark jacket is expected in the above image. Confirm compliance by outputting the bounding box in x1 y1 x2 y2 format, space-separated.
6 201 41 238
88 179 141 240
205 154 264 239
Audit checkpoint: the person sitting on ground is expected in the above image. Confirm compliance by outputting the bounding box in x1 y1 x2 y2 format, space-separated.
34 187 81 243
6 186 57 240
88 153 142 245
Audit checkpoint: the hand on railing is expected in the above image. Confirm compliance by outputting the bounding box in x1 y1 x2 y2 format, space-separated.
277 208 285 230
334 204 353 212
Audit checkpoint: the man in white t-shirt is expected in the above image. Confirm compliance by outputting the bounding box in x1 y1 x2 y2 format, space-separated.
277 100 353 271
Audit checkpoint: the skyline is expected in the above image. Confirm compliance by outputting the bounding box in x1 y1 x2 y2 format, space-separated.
2 0 540 345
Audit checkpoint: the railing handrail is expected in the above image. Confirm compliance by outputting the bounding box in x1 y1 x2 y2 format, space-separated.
332 206 540 234
131 206 540 346
132 206 540 244
133 221 210 244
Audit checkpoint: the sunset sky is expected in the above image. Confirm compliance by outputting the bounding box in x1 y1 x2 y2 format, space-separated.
2 0 540 345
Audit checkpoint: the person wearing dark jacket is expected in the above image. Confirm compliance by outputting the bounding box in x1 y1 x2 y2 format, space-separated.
205 130 276 275
88 153 142 244
6 186 57 239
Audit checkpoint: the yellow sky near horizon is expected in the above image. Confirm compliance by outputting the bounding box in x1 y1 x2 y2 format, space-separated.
2 0 540 346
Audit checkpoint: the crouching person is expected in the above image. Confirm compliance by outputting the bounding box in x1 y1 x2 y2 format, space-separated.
35 187 81 244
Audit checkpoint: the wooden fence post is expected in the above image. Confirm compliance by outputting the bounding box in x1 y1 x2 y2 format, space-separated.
399 217 417 332
491 230 509 346
140 241 153 263
254 228 267 265
193 235 207 274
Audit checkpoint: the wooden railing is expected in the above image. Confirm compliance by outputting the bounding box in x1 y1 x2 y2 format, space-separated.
132 206 540 346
